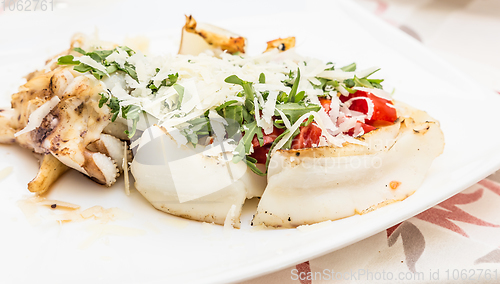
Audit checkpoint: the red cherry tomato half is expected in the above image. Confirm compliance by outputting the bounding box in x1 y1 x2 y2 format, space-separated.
291 123 322 149
250 126 284 164
340 90 397 124
249 90 396 163
251 126 284 148
346 121 377 136
250 145 271 164
319 98 332 114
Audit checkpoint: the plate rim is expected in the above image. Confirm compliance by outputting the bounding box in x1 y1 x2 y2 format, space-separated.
2 1 500 283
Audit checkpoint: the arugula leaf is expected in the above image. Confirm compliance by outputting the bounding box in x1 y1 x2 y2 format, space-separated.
98 93 109 108
361 68 380 79
353 75 373 88
93 50 113 60
224 75 256 123
225 75 254 101
95 95 121 122
282 70 295 87
165 73 178 87
97 93 143 138
118 46 135 56
215 100 239 112
59 46 139 82
322 80 340 93
149 72 179 91
344 79 355 88
72 47 111 60
121 105 141 138
329 80 340 88
294 91 305 103
344 84 357 94
73 47 86 55
61 56 107 80
244 156 266 176
180 116 212 145
232 121 263 164
259 73 266 84
368 79 384 89
90 68 107 80
70 61 104 80
222 105 244 138
122 63 138 81
225 75 244 85
124 120 138 138
107 97 120 113
241 106 253 123
288 68 301 103
218 103 243 122
341 79 357 93
302 114 314 127
57 55 80 65
340 62 356 72
282 127 300 149
86 52 102 63
111 111 119 122
275 102 321 125
147 81 159 92
232 142 246 164
324 62 335 71
277 91 288 103
311 77 329 90
273 119 286 129
218 103 245 139
173 84 185 109
367 78 384 84
261 90 270 100
106 64 118 74
121 105 140 119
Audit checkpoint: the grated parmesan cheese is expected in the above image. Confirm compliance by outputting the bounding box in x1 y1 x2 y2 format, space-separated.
78 55 109 75
273 112 316 153
343 97 375 120
261 90 279 135
83 44 387 151
354 87 392 100
123 141 130 196
15 96 60 137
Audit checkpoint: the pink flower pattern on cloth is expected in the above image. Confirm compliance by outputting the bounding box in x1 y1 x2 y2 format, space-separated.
245 0 500 282
245 178 500 284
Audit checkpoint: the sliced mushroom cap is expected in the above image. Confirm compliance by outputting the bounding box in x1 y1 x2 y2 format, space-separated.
28 154 69 194
265 37 296 53
178 15 247 55
87 133 131 171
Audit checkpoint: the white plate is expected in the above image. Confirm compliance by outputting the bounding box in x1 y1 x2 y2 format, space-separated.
1 1 500 283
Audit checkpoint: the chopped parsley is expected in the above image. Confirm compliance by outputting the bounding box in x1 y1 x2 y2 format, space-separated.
98 93 141 138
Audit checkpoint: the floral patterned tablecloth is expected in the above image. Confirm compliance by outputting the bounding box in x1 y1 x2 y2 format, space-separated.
246 1 500 283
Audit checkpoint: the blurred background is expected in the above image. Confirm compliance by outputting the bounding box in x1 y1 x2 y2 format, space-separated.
1 0 499 91
355 0 500 93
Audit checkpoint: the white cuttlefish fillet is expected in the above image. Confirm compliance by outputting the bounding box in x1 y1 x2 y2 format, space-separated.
131 125 266 228
252 101 445 228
